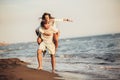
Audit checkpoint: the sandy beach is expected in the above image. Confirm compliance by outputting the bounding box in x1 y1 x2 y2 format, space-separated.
0 58 63 80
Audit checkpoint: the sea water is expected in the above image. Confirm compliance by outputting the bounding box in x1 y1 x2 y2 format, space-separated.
0 33 120 80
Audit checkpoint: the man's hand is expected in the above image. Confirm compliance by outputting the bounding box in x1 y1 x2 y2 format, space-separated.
37 37 42 45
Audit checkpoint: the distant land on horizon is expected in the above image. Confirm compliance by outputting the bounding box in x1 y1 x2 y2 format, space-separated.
0 42 9 46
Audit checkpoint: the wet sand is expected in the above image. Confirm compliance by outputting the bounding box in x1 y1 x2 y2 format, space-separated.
0 58 63 80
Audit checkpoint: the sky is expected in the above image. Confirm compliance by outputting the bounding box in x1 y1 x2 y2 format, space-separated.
0 0 120 43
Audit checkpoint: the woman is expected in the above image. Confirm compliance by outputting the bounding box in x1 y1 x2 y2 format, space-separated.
36 12 72 50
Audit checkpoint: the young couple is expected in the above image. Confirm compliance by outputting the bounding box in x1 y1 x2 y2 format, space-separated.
35 12 72 72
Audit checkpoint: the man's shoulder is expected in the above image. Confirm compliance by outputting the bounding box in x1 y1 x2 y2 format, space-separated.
39 27 45 33
51 27 58 32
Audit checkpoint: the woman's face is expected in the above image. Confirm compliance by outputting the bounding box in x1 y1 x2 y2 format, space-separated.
44 15 50 21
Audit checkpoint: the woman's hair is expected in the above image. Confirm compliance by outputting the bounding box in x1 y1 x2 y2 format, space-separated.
42 12 54 20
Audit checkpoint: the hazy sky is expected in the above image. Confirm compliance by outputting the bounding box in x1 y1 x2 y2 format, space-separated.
0 0 120 43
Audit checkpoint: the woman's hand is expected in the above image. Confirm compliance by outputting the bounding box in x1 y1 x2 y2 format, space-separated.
63 18 73 22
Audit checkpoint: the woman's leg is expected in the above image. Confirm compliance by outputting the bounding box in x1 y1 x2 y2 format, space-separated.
51 54 56 72
37 49 43 70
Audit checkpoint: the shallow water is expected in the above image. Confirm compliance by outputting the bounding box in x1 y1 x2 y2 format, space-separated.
0 33 120 80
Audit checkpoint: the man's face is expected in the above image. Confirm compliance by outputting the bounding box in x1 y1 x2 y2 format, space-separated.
44 23 50 29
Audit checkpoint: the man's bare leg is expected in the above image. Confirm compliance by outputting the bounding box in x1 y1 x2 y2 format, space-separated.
51 54 56 73
37 49 43 70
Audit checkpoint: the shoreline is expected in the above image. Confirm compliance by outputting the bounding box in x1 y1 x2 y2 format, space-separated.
0 58 63 80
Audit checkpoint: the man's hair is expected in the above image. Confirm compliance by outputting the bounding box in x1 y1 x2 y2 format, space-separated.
41 20 47 27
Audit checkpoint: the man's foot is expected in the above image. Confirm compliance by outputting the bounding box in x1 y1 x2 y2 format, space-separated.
37 67 42 70
52 69 55 73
